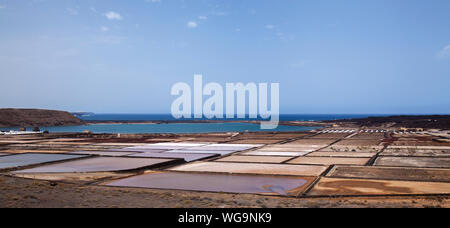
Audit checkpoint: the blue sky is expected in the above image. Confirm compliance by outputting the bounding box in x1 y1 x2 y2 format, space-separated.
0 0 449 114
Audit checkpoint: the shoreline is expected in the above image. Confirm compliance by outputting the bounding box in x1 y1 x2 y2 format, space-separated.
1 121 324 135
2 113 450 131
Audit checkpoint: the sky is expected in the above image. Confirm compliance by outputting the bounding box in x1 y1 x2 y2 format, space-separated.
0 0 449 114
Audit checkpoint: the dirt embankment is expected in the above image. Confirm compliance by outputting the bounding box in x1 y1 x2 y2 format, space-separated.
0 109 84 127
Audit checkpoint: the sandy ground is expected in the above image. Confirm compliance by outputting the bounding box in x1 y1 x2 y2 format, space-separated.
0 175 448 208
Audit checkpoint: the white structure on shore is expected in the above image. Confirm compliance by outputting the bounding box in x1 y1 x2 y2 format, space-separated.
0 130 43 135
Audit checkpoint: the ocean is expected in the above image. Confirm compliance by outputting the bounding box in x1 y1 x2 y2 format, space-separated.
1 114 386 134
78 114 378 122
33 123 320 134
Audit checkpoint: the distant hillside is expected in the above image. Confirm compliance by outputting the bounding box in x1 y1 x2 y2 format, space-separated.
0 109 84 127
325 115 450 129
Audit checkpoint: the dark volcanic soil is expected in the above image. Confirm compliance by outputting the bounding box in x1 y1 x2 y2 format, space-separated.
326 115 450 129
0 109 84 127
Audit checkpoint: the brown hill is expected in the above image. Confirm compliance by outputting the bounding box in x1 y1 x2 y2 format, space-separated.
324 115 450 129
0 109 84 127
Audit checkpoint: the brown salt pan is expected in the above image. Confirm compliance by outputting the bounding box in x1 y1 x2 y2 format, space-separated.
307 177 450 196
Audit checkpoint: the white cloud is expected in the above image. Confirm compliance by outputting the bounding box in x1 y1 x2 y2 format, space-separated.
67 8 79 16
198 16 207 20
101 26 109 32
265 24 274 29
276 32 296 42
146 0 161 2
211 11 227 16
105 11 123 20
328 21 340 27
187 21 197 28
290 60 309 68
92 36 126 45
54 48 79 57
437 45 450 59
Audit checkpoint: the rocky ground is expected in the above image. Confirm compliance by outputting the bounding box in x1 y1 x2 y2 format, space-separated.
0 175 448 208
0 109 84 127
326 115 450 129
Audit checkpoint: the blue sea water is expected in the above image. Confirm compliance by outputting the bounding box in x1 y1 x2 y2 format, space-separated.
1 114 386 134
37 123 320 134
79 114 379 122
